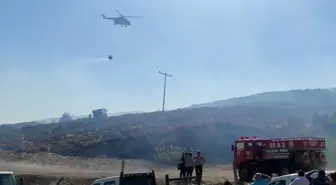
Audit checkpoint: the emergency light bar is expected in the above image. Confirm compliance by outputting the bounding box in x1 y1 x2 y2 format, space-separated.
239 136 257 140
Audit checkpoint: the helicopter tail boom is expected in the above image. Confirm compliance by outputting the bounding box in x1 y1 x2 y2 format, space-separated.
101 13 116 20
123 16 142 18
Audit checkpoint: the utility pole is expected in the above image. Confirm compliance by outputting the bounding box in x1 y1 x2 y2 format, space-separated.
159 71 172 112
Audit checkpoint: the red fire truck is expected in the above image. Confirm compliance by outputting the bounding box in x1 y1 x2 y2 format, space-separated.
231 136 327 182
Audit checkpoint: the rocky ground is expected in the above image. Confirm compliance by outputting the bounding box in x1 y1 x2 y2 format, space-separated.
0 151 234 185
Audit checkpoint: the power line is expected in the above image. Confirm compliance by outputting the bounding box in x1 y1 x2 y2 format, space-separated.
159 71 172 112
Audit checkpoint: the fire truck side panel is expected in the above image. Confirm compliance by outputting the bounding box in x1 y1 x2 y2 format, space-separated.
263 137 326 150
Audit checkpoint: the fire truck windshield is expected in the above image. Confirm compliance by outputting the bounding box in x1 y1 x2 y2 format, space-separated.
236 142 244 149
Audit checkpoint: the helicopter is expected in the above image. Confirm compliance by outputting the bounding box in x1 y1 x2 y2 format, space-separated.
101 10 141 27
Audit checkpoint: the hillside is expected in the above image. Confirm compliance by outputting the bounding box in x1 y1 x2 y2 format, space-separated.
191 88 336 113
1 88 336 165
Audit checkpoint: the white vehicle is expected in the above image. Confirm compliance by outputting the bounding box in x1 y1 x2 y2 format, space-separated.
0 171 17 185
91 171 156 185
267 170 335 185
91 176 120 185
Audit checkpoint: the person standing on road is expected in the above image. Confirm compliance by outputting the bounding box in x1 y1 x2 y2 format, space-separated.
178 152 186 178
289 170 310 185
185 153 194 180
193 151 206 182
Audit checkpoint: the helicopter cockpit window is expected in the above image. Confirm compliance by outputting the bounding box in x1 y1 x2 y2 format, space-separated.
236 142 244 150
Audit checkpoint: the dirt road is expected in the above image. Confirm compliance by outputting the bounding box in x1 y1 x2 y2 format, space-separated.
0 152 234 182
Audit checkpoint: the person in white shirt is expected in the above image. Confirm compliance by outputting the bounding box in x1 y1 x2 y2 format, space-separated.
289 170 310 185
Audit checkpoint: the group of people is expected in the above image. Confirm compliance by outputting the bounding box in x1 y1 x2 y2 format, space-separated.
177 151 206 180
251 170 336 185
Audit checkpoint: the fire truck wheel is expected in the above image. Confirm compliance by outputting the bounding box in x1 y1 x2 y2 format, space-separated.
238 166 252 182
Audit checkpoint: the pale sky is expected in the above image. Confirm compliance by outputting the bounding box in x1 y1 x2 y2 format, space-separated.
1 0 336 123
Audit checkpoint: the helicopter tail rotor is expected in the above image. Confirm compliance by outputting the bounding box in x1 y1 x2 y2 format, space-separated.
101 13 105 18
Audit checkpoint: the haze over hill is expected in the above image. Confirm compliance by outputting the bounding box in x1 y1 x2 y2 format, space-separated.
28 111 145 124
14 88 336 125
1 88 336 166
191 88 336 109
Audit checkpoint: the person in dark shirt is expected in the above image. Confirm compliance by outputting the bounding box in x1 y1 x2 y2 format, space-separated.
329 172 336 185
178 152 186 178
312 170 330 185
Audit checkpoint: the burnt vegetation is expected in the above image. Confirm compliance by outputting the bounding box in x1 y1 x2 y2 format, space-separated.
1 89 336 164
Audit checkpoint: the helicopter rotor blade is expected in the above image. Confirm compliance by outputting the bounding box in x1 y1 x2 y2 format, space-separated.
116 10 123 17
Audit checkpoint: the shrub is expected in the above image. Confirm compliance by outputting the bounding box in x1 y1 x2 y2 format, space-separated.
153 145 195 164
